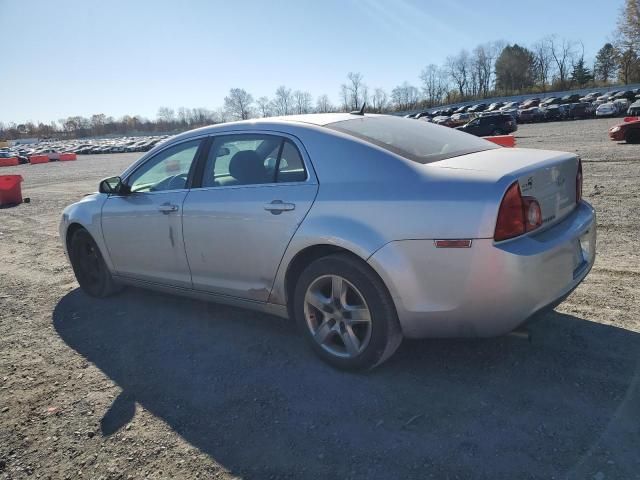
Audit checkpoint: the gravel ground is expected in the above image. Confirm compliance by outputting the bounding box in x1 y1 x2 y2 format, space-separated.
1 118 639 480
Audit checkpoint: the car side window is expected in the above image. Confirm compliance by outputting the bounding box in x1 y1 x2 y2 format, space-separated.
276 140 307 183
202 135 280 188
201 135 307 187
128 139 201 193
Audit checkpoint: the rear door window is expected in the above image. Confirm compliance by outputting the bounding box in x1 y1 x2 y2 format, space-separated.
200 135 307 187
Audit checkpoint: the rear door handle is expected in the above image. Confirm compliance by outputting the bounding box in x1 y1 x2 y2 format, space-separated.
158 203 179 214
264 200 295 214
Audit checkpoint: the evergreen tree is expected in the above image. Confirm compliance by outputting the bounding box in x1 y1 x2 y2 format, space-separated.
594 43 619 82
571 58 593 87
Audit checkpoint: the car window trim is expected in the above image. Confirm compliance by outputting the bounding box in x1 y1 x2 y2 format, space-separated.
273 139 285 183
191 131 312 190
122 136 208 193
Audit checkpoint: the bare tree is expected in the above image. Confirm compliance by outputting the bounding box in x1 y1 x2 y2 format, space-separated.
446 50 470 99
256 97 272 117
549 36 575 90
272 86 293 116
370 88 389 112
339 84 350 111
471 42 499 97
532 38 554 92
214 107 229 124
420 64 449 106
391 81 421 111
616 0 640 50
156 107 175 123
224 88 254 120
341 72 366 110
293 90 313 114
315 94 333 113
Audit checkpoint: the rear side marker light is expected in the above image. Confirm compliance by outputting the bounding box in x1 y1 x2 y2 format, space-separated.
434 239 472 248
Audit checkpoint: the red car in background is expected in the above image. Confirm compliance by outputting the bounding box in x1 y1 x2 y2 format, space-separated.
609 118 640 143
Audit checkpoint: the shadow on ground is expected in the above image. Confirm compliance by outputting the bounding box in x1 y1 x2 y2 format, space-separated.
53 288 640 479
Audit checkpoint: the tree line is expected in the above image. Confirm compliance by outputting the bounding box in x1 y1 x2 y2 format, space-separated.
2 1 639 141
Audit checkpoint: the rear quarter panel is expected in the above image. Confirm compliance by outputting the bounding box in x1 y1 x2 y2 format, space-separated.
268 130 507 305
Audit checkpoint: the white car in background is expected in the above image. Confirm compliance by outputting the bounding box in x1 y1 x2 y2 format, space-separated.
596 102 618 117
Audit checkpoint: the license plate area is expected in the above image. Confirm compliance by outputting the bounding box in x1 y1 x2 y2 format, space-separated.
573 229 592 279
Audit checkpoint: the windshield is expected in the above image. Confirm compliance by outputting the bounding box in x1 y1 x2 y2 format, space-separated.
326 115 498 164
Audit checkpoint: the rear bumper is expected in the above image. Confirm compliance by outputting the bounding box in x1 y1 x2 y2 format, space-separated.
368 201 596 339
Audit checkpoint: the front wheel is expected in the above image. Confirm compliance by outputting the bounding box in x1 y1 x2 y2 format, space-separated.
69 229 121 298
626 130 640 144
293 254 402 370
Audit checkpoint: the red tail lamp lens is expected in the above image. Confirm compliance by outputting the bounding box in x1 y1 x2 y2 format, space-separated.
576 158 583 203
494 182 543 241
494 182 525 241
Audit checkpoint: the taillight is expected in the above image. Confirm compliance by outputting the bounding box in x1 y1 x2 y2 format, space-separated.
576 158 583 203
494 182 542 241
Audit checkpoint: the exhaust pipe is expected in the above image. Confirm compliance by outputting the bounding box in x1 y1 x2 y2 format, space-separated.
508 327 531 342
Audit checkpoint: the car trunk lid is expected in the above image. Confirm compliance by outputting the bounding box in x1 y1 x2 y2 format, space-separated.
428 148 580 231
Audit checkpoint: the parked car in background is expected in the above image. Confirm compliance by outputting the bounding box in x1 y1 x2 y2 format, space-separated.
627 100 640 116
453 105 469 114
486 102 504 112
596 102 618 117
543 104 564 121
467 103 488 113
567 102 593 119
59 113 594 370
456 113 517 136
613 90 636 101
449 112 475 127
580 92 601 102
560 94 581 104
613 98 630 114
609 118 640 143
521 98 540 108
540 97 562 108
518 107 543 123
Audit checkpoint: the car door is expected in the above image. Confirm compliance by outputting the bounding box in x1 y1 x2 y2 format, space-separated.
182 132 318 302
101 138 205 288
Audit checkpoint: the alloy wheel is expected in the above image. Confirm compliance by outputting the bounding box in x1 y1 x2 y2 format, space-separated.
303 274 372 358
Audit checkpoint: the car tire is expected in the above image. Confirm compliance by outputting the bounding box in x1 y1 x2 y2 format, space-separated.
69 228 122 298
293 253 402 371
626 130 640 144
493 129 504 136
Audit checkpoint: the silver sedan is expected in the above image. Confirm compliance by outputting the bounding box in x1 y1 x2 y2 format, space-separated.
60 113 596 370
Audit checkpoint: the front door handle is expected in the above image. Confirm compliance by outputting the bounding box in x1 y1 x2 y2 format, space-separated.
158 203 179 214
264 200 295 214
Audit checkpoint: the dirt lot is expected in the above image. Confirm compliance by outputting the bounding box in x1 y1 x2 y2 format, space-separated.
1 117 639 480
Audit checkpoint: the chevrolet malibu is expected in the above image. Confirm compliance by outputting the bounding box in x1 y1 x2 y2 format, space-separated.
60 113 596 370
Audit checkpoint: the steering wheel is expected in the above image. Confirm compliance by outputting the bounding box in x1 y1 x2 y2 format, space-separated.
167 173 188 190
149 174 188 192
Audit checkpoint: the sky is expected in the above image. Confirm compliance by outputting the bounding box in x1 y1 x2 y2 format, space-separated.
0 0 623 124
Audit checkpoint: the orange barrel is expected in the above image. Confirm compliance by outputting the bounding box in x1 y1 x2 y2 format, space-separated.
0 175 23 206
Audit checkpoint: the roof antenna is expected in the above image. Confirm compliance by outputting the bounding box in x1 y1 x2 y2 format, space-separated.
350 102 366 115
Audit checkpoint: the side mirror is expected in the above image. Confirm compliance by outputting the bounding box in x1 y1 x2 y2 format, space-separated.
99 176 130 195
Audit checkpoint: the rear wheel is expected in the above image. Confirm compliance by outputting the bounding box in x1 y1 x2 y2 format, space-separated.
293 253 402 370
69 229 121 297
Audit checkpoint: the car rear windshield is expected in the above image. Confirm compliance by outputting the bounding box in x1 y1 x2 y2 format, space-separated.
326 116 498 164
